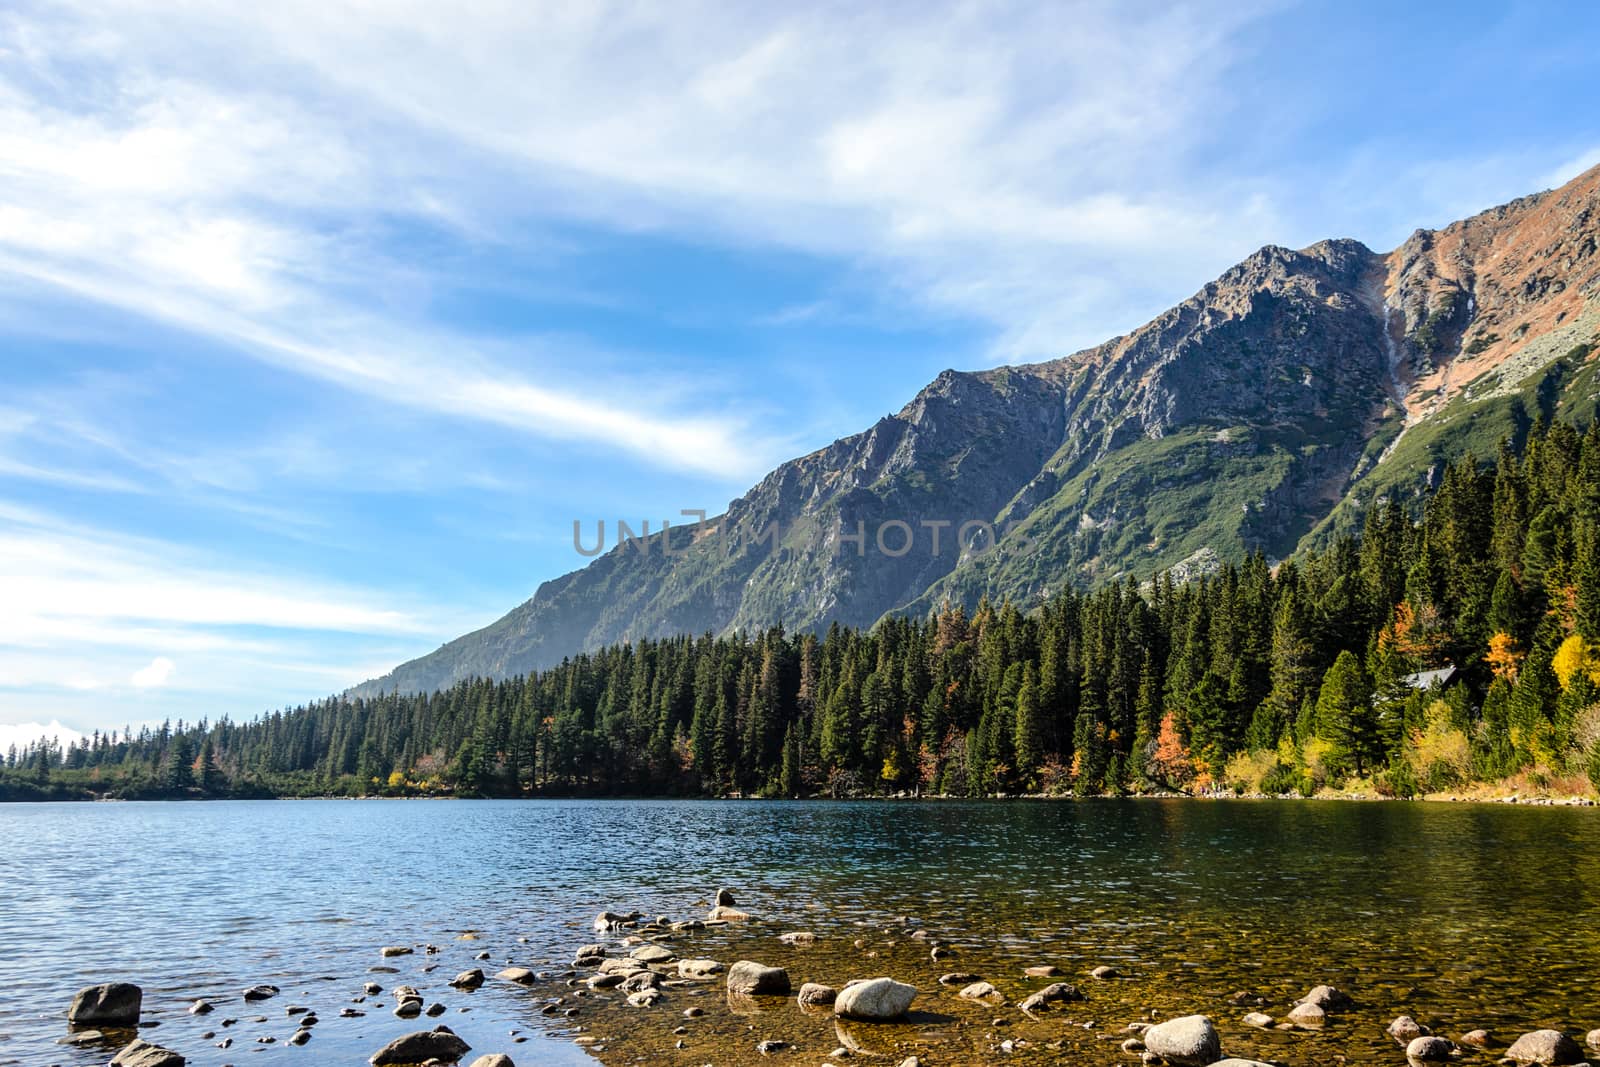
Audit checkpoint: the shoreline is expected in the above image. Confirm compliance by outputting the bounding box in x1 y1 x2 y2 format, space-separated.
2 787 1594 805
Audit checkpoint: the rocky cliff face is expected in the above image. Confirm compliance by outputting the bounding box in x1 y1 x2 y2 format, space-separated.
353 165 1600 698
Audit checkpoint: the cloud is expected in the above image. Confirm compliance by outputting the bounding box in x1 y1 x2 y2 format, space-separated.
0 0 1299 398
130 656 175 688
0 502 467 722
0 719 87 753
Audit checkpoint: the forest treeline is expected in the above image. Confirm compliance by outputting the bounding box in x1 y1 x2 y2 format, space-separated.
6 420 1600 803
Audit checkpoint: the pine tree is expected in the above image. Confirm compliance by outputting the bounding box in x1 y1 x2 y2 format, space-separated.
1315 650 1378 776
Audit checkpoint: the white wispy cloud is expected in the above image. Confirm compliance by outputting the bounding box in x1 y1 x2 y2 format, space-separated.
0 503 464 722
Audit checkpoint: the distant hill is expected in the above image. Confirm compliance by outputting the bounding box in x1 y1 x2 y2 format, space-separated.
354 165 1600 698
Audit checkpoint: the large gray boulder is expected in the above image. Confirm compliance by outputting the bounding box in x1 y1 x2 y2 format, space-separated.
1140 1014 1222 1066
68 983 142 1026
833 977 917 1021
726 960 790 996
110 1040 185 1067
1504 1029 1584 1064
370 1025 472 1065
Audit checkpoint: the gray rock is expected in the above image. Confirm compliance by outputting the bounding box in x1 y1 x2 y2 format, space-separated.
626 988 664 1007
1286 1000 1326 1025
1296 984 1353 1011
1018 982 1084 1013
726 961 791 996
242 985 279 1002
1090 965 1120 979
495 967 536 984
797 982 837 1007
68 983 142 1026
629 944 674 964
1406 1036 1456 1061
468 1057 516 1067
380 946 413 957
575 944 606 960
1587 1029 1600 1051
755 1039 786 1053
370 1025 472 1065
958 981 1004 1003
450 969 485 989
833 977 917 1021
1460 1030 1492 1048
57 1029 105 1046
1140 1014 1221 1066
778 931 816 946
1390 1015 1431 1044
187 999 213 1016
1242 1012 1273 1028
714 888 737 907
109 1039 184 1067
676 959 724 979
1504 1029 1584 1064
706 905 751 921
620 971 662 993
938 972 980 986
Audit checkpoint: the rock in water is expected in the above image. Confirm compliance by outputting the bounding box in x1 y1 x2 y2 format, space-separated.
370 1025 472 1065
676 959 724 979
450 969 485 989
1587 1029 1600 1051
495 967 536 985
68 983 142 1026
1295 984 1352 1011
833 977 917 1021
1389 1016 1430 1044
1406 1036 1456 1061
796 982 837 1007
726 961 791 996
242 984 279 1002
1286 1001 1326 1025
1018 982 1083 1013
1140 1015 1222 1066
109 1040 185 1067
1504 1030 1584 1064
629 944 674 964
1460 1030 1492 1048
707 905 752 921
714 887 737 907
468 1057 516 1067
957 981 1004 1003
1242 1012 1273 1028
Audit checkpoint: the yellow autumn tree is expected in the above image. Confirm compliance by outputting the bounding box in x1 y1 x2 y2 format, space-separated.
1551 634 1600 690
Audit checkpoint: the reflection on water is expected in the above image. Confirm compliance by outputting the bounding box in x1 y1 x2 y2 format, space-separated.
0 798 1595 1065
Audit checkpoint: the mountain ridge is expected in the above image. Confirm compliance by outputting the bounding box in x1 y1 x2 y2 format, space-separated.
353 165 1600 698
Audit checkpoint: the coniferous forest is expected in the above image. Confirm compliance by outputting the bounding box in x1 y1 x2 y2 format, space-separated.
7 420 1600 803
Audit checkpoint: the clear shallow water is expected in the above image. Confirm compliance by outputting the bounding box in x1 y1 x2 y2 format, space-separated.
1 798 1597 1066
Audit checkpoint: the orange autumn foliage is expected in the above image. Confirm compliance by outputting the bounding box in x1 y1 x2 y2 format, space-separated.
1485 631 1524 682
1146 711 1195 788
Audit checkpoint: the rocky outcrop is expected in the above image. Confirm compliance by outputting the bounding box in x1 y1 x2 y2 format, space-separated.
352 165 1600 694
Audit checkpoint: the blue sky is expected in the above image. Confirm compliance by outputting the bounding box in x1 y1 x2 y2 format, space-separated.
2 0 1598 746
